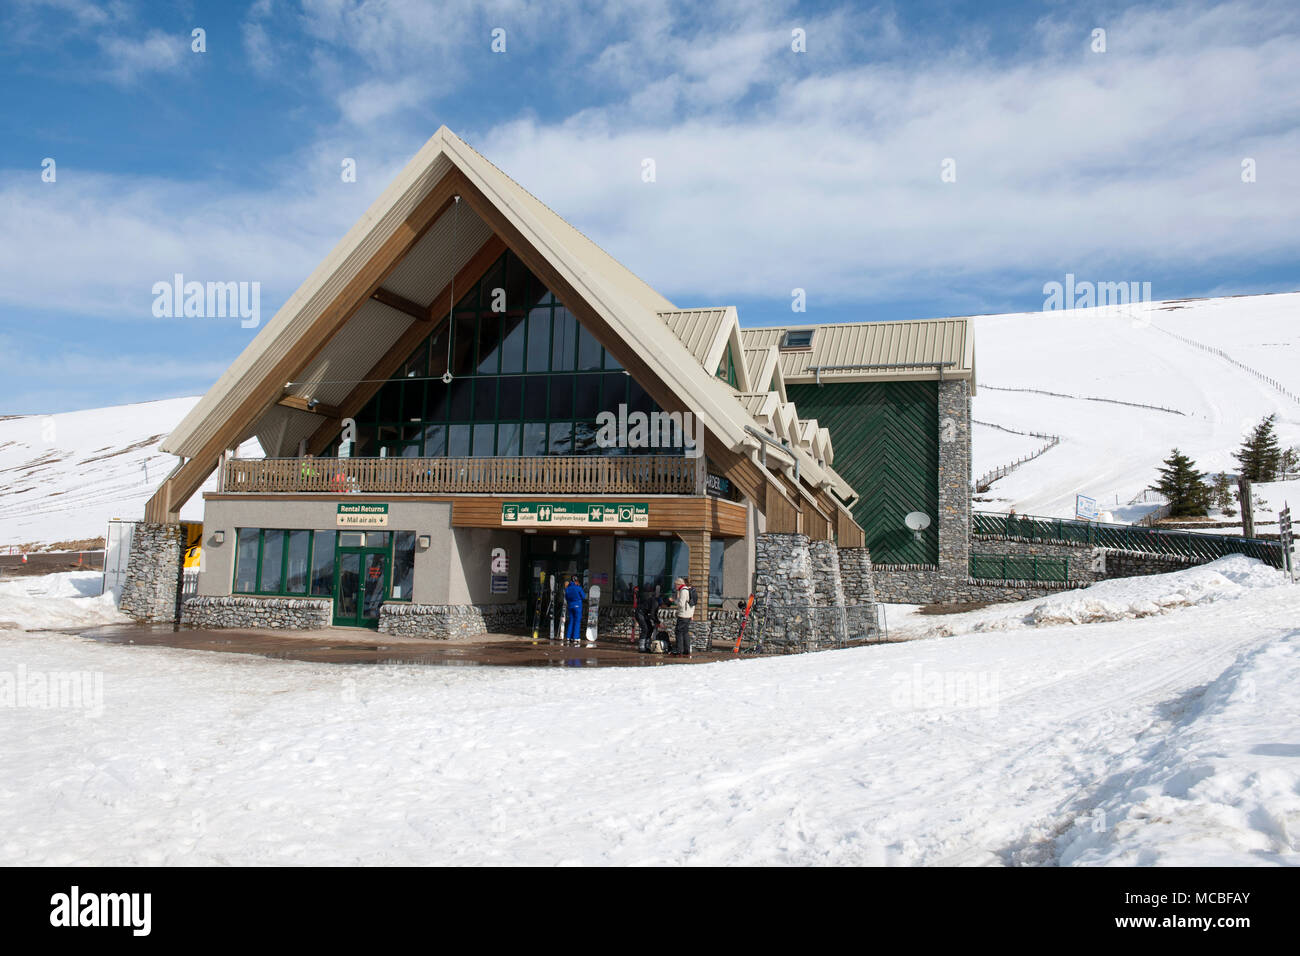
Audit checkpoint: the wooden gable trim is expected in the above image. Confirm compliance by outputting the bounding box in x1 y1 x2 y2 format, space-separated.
144 169 469 521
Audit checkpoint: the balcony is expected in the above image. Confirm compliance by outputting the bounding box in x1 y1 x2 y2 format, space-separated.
218 455 701 496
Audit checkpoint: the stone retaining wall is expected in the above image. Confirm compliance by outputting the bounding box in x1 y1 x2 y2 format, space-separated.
183 595 332 629
119 522 184 623
379 601 527 639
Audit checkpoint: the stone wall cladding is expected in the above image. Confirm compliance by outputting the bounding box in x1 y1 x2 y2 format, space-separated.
119 522 184 623
937 379 973 587
379 601 526 639
751 533 881 652
838 547 878 605
183 595 332 630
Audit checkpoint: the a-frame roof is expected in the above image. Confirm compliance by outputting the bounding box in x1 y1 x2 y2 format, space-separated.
155 126 859 523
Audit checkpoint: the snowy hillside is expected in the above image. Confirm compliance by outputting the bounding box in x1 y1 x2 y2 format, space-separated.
1 556 1296 865
0 398 258 548
972 293 1300 520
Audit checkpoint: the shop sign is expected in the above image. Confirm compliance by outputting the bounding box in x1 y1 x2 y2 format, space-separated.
337 503 389 527
500 502 648 528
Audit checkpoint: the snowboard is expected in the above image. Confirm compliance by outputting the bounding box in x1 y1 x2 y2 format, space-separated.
585 584 601 643
531 571 546 641
557 592 567 643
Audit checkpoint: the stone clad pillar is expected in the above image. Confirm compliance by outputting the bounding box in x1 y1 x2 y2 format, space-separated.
937 378 973 598
119 522 184 623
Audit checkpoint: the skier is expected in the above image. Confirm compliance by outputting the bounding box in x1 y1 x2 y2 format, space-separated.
672 576 696 657
563 575 585 644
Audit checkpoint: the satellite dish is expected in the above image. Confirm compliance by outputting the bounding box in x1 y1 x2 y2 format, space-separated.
904 511 932 532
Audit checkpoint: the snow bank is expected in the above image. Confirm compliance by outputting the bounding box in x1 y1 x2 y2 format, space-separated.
1056 631 1300 866
892 556 1287 641
0 571 127 630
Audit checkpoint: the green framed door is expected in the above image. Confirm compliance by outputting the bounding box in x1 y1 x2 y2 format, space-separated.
333 545 389 628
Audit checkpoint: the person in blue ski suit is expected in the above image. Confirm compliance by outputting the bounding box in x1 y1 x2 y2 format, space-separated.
563 576 586 643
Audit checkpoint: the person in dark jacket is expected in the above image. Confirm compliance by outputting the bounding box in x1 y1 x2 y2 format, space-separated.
633 587 656 651
563 576 585 643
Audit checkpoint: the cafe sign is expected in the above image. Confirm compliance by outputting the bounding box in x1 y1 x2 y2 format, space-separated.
501 502 649 528
337 503 389 527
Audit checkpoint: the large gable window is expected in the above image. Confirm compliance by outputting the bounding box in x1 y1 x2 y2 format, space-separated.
332 250 681 458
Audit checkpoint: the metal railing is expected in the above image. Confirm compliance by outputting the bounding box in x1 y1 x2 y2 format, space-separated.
969 552 1069 583
973 511 1284 568
219 455 700 496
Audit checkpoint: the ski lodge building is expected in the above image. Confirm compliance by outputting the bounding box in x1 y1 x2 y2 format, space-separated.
122 127 975 642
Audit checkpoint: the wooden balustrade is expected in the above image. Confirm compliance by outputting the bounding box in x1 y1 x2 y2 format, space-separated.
219 456 700 496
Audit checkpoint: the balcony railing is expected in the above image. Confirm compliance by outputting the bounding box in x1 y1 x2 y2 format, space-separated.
218 455 700 496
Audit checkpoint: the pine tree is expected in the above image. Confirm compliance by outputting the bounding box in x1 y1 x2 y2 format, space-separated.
1210 472 1235 514
1151 448 1212 517
1235 414 1282 482
1281 445 1300 479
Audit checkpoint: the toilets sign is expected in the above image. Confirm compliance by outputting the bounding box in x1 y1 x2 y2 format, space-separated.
501 502 648 528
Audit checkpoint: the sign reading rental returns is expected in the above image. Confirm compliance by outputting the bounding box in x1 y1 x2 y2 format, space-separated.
337 503 389 527
501 502 648 528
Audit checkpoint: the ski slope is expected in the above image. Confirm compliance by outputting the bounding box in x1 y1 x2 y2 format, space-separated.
972 293 1300 519
0 398 258 548
1 557 1295 865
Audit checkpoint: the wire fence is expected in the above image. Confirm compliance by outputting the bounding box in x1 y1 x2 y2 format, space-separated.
973 511 1284 568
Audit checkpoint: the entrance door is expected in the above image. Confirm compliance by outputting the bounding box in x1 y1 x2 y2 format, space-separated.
524 536 588 633
334 542 389 628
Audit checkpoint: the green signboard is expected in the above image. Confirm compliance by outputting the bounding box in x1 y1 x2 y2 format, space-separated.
501 502 649 528
337 502 389 527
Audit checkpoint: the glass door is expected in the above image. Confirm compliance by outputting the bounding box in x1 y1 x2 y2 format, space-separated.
334 544 389 628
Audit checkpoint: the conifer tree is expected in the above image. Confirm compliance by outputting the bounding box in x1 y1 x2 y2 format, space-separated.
1151 448 1212 517
1234 414 1282 482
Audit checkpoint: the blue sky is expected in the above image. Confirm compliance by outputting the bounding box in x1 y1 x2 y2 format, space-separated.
1 0 1297 413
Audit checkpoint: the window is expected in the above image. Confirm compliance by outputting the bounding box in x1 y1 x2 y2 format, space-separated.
234 529 259 593
391 531 416 601
612 538 721 604
328 250 682 461
235 529 341 598
260 531 284 592
781 329 813 349
285 530 311 594
310 531 335 596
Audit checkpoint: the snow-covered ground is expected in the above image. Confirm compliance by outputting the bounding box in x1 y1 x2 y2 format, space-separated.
0 571 126 630
0 398 259 548
1 558 1296 866
973 293 1300 518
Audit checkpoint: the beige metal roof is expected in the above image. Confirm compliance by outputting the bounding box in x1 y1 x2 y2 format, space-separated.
160 126 858 504
741 317 974 391
734 391 778 421
659 308 730 364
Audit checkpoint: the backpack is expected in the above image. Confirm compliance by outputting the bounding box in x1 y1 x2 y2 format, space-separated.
685 585 699 610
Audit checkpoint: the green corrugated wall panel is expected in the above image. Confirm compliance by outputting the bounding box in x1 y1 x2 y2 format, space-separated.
786 381 939 564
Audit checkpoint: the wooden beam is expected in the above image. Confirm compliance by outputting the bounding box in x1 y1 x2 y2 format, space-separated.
370 286 429 322
306 233 509 455
276 395 344 419
144 168 469 521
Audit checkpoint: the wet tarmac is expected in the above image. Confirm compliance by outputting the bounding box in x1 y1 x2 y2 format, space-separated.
76 624 736 668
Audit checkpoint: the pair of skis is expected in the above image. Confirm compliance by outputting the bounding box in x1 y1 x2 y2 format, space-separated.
732 594 756 654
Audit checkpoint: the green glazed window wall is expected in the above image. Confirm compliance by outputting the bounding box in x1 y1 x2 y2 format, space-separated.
612 539 724 605
233 528 416 601
333 250 683 459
